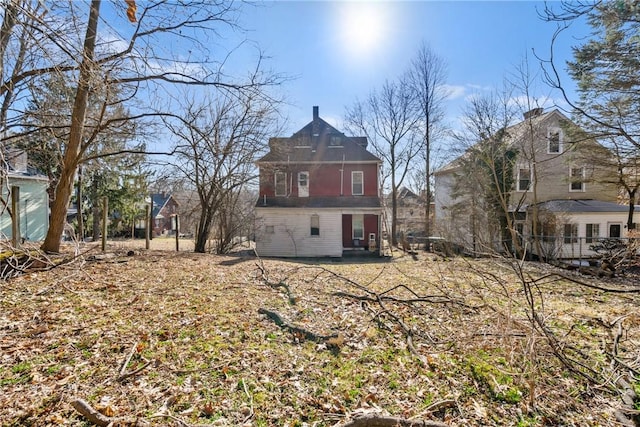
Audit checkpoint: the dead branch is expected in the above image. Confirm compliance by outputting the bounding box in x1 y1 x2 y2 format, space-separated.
255 259 296 304
71 398 150 427
336 413 449 427
258 308 340 343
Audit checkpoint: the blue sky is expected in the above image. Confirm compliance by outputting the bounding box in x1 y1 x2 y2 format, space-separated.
232 1 590 135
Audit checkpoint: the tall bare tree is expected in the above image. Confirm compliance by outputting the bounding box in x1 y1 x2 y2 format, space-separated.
165 90 280 254
408 42 449 239
1 1 282 252
345 78 421 246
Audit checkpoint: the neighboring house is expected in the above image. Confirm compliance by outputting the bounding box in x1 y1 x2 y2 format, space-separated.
150 193 179 236
255 106 383 257
0 148 49 242
528 199 640 260
387 187 431 237
434 107 624 257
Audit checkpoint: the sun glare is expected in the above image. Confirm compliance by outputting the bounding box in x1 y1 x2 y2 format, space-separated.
337 3 388 61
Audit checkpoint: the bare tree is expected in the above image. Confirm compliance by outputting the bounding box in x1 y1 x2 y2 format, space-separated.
345 78 421 246
408 42 449 239
165 90 280 254
1 1 282 252
451 87 521 254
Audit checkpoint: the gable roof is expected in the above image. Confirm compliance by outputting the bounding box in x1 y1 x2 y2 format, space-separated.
151 193 178 218
257 106 380 164
434 108 570 176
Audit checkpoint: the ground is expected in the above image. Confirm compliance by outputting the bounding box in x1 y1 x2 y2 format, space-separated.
1 240 639 426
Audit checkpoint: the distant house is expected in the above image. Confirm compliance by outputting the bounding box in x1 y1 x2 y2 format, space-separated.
387 187 433 238
150 193 179 236
0 148 49 242
434 108 626 258
255 106 383 257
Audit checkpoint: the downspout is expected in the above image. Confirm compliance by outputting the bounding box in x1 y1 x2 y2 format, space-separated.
340 154 345 196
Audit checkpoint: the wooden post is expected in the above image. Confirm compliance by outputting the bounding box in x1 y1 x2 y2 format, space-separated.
145 204 150 250
11 186 20 247
101 196 108 252
174 214 180 251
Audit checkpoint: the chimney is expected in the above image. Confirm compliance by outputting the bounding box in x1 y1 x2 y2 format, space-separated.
523 107 544 120
313 106 319 121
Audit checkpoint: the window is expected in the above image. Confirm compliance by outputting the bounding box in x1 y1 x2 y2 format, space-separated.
517 168 531 192
570 167 585 192
298 171 309 197
563 223 578 244
353 214 364 240
265 225 274 234
547 128 563 153
275 171 286 196
352 171 363 195
586 223 599 243
310 214 319 236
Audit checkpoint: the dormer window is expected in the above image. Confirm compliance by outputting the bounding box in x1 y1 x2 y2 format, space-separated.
547 128 563 154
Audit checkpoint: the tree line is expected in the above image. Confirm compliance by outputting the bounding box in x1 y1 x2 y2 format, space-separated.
1 0 638 256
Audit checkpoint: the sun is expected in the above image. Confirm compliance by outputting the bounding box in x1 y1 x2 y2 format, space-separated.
336 2 388 61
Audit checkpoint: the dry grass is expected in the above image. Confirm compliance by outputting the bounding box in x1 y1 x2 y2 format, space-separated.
1 244 638 426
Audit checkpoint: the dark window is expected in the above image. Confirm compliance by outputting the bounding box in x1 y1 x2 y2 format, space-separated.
310 214 320 236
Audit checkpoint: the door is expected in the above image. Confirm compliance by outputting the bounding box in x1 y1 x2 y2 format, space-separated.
298 171 309 197
609 223 622 238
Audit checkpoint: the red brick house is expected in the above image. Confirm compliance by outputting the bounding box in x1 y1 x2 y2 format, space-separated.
151 193 179 237
255 106 383 257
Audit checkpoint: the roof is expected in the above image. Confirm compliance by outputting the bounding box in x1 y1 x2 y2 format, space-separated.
257 106 380 164
255 196 381 209
531 199 637 213
434 108 567 176
151 193 178 218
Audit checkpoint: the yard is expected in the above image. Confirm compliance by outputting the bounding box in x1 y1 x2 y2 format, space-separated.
0 244 638 426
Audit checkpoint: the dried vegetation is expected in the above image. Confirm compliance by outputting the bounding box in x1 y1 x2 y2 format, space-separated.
1 244 639 426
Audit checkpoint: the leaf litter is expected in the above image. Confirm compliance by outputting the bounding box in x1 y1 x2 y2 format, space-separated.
0 246 638 426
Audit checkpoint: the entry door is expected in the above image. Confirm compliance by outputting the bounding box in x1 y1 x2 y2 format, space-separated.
609 223 622 238
298 172 309 197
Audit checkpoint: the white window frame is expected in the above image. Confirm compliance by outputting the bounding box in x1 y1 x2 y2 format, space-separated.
547 128 563 154
298 171 309 197
352 171 364 195
352 214 364 240
569 166 585 192
586 223 599 243
275 171 287 196
517 167 532 192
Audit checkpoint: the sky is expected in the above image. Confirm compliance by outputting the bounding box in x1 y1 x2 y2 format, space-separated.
229 1 591 136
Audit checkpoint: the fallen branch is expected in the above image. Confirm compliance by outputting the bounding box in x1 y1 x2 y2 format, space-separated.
336 413 449 427
117 341 153 382
71 398 150 427
255 259 297 304
258 308 339 343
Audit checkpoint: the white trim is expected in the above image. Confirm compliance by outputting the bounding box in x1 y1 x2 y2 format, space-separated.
352 171 364 195
569 166 585 192
547 127 563 154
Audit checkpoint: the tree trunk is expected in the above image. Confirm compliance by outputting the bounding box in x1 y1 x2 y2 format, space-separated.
41 0 101 253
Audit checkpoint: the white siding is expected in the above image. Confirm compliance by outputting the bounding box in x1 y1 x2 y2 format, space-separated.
535 210 640 259
255 209 344 257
